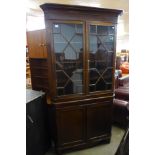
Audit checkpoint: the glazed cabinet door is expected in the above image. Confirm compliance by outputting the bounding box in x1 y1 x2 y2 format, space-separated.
51 22 85 96
87 23 116 92
86 100 113 141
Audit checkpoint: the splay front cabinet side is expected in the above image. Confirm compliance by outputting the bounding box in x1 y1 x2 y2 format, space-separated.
32 3 123 154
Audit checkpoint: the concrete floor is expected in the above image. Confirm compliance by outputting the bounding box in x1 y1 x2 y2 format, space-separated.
45 125 125 155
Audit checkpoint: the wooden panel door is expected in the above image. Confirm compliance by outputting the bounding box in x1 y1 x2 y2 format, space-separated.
27 29 47 58
86 100 112 141
56 105 86 147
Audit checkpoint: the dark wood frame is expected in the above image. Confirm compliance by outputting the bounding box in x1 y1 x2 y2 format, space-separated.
45 21 117 102
49 20 86 98
40 3 122 154
41 4 122 101
86 21 116 93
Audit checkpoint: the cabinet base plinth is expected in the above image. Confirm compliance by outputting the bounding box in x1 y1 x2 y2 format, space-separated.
54 137 111 155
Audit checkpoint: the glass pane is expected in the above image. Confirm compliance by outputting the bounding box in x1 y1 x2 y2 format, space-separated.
61 24 75 41
96 79 106 91
103 68 113 83
64 80 73 94
53 24 61 33
89 35 97 53
71 69 83 93
97 26 108 35
53 34 67 53
64 46 77 60
108 26 115 35
104 42 114 51
89 69 100 85
76 24 83 34
56 71 68 87
52 23 84 96
89 24 114 92
107 52 114 67
71 35 83 58
90 25 96 33
95 61 107 74
99 36 114 43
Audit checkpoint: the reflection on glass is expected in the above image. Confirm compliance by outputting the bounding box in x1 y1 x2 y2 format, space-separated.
107 52 114 67
89 25 114 92
96 79 106 91
76 24 83 34
108 26 115 35
97 26 108 35
103 68 113 83
89 69 100 85
53 34 67 53
53 23 84 96
53 24 60 33
90 25 96 33
64 46 77 60
62 24 75 40
89 35 97 53
98 36 114 42
71 35 83 58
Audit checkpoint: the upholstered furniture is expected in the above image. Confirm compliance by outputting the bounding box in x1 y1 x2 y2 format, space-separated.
120 62 129 74
113 99 129 127
115 74 129 101
116 53 129 74
113 70 129 127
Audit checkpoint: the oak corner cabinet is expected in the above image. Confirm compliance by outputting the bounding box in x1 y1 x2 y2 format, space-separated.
39 3 122 154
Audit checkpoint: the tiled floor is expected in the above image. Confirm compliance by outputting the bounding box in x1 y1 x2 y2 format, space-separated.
45 125 125 155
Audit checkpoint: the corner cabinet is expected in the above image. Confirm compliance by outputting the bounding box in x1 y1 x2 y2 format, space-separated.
39 3 122 154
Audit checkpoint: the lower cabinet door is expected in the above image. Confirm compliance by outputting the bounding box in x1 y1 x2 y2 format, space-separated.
56 105 86 147
86 101 112 141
